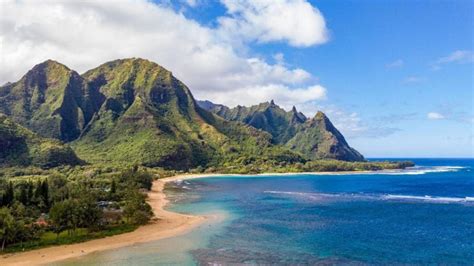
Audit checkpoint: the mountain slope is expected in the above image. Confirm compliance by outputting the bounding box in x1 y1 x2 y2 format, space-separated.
285 112 364 161
72 58 301 169
0 60 102 142
1 58 363 169
0 113 81 168
200 100 306 144
199 100 364 161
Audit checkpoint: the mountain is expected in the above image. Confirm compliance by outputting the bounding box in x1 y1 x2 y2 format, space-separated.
198 100 364 161
0 58 303 170
0 113 81 168
200 100 306 144
74 58 299 169
285 111 364 161
0 60 102 142
0 58 362 170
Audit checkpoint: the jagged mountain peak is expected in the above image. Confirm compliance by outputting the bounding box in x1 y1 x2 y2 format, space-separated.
35 59 69 68
199 99 364 161
24 59 76 82
0 59 89 141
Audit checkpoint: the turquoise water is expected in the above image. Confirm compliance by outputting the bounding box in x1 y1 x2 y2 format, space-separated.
60 159 474 265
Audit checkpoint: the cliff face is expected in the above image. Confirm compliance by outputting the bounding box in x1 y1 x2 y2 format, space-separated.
199 101 365 161
0 60 97 142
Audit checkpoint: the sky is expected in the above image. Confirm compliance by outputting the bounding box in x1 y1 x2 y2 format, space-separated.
0 0 473 157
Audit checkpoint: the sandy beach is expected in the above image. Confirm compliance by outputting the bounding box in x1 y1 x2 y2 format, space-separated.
0 170 394 266
0 174 210 266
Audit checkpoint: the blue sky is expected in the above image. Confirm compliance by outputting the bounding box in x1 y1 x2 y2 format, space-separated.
1 0 473 157
175 0 474 158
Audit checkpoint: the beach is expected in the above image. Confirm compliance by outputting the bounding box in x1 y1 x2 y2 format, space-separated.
0 174 209 266
0 170 410 265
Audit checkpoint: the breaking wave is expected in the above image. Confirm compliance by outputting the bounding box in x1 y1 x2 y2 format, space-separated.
373 166 467 175
264 191 474 205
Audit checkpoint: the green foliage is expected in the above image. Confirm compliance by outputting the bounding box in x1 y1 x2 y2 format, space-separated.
0 60 94 142
0 207 16 250
201 100 365 162
0 206 36 251
0 164 161 252
49 195 102 236
0 114 82 168
285 112 364 161
3 224 136 253
114 167 153 191
123 190 153 225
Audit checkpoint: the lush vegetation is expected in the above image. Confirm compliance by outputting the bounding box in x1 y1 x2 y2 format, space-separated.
199 100 365 161
0 166 153 252
0 114 81 168
2 59 364 170
0 58 415 254
190 159 414 174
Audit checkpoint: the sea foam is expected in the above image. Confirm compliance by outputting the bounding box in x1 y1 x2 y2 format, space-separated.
373 166 467 175
264 191 474 205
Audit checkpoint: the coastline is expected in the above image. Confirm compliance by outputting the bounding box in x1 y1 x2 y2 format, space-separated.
0 170 402 265
0 174 209 266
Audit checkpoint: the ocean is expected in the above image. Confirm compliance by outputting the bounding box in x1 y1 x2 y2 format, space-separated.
60 158 474 265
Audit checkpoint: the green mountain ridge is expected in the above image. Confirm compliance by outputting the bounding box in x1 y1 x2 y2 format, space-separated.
0 60 101 142
74 58 301 169
1 58 365 170
198 100 364 161
0 58 304 170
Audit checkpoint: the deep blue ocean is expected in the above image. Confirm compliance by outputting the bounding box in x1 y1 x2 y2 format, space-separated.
61 158 474 265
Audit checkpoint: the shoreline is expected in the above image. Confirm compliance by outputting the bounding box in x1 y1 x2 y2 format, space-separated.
0 169 403 265
0 175 209 266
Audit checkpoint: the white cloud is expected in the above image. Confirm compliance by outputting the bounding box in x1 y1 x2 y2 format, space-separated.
385 59 404 68
431 50 474 70
218 0 329 47
427 112 445 120
0 0 326 109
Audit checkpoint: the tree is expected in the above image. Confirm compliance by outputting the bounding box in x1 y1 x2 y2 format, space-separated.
3 182 14 206
33 180 50 212
77 195 102 231
27 182 34 206
0 207 15 250
116 169 153 191
123 190 152 225
50 196 103 237
48 175 69 203
19 185 28 205
49 200 74 237
40 180 49 209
